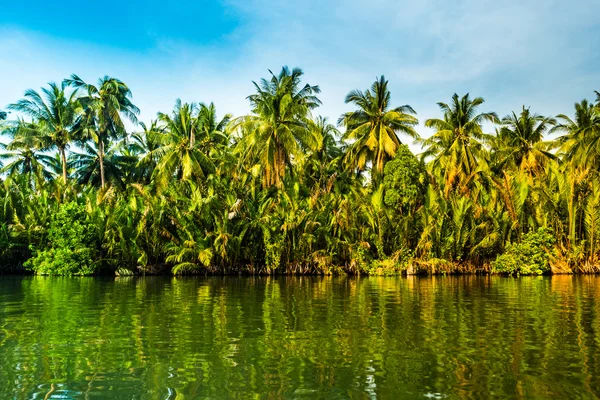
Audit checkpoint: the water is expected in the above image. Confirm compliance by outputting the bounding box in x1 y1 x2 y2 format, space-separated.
1 276 599 399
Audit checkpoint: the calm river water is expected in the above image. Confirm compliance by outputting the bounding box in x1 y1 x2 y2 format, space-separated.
1 275 600 399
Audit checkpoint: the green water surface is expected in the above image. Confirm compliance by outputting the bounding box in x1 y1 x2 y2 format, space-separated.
1 276 600 399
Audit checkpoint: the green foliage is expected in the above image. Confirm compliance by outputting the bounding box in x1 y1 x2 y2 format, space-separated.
421 93 498 196
340 75 419 179
1 70 599 276
25 202 99 275
383 145 425 211
492 228 556 275
230 66 321 187
363 248 413 275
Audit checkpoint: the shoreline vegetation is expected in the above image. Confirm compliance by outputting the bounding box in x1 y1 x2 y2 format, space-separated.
1 68 599 276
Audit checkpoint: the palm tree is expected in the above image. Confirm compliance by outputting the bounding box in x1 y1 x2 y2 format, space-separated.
422 93 498 196
492 106 556 176
308 116 342 162
230 66 321 187
0 120 56 186
551 99 600 168
304 116 342 187
8 82 82 183
68 142 127 188
65 74 139 188
130 120 166 183
339 75 418 181
150 99 216 187
197 102 232 152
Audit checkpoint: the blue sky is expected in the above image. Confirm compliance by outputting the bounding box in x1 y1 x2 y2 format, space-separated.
1 0 599 145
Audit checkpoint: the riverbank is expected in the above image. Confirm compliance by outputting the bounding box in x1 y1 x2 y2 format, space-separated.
2 256 599 276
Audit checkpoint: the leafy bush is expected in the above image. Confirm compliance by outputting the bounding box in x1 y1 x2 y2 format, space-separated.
492 228 556 275
383 145 426 212
365 248 413 275
25 202 99 275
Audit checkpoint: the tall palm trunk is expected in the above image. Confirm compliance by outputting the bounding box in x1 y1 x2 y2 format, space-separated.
59 147 68 184
99 139 106 189
189 127 195 148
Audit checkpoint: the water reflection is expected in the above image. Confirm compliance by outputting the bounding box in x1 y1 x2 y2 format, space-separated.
0 276 599 398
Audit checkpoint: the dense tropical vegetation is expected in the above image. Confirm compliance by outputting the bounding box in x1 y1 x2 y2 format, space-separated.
1 67 599 275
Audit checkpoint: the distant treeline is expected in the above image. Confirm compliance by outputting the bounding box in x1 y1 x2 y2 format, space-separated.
1 67 599 275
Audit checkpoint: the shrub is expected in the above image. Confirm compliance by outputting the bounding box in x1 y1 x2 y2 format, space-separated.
25 202 99 276
492 228 556 275
383 145 426 212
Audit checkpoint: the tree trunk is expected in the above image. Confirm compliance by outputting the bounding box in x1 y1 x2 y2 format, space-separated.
60 147 68 184
99 139 106 189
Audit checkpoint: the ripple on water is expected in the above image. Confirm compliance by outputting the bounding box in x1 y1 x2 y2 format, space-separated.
1 275 600 398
